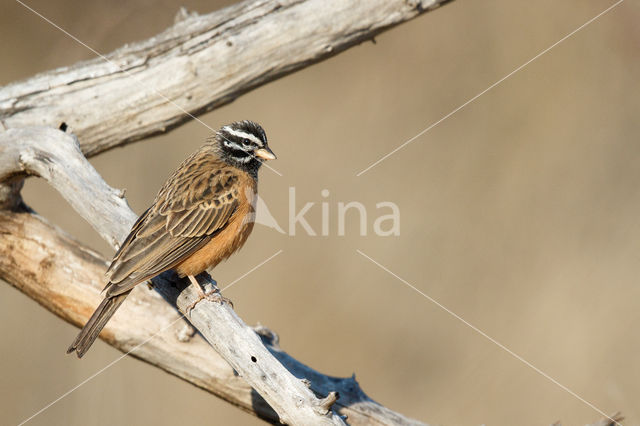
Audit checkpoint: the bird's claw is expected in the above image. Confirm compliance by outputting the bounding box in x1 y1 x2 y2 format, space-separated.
185 289 233 315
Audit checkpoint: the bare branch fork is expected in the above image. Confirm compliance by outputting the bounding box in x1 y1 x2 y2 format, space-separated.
0 127 424 424
0 0 458 424
0 132 620 426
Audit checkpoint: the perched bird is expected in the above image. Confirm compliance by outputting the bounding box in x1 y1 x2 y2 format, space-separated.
67 120 276 358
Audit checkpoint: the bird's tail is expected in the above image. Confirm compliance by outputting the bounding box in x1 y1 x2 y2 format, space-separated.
67 290 131 358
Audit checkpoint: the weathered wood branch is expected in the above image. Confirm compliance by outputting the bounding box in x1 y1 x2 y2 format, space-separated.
0 126 424 425
0 0 452 157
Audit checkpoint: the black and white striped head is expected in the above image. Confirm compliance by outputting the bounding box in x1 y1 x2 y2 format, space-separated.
214 120 276 173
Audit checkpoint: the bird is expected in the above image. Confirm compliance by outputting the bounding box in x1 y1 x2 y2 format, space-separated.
67 120 276 358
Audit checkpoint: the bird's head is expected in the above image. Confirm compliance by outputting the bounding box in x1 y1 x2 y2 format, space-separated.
214 120 276 173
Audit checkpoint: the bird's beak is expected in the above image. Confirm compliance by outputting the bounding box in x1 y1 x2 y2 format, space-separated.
255 147 277 161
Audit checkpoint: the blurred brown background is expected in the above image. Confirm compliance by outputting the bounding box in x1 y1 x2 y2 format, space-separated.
1 0 639 425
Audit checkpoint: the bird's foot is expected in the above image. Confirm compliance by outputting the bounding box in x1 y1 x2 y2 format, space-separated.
202 289 233 308
185 290 233 314
185 275 233 315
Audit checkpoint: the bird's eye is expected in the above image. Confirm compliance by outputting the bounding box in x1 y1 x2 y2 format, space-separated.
242 138 251 146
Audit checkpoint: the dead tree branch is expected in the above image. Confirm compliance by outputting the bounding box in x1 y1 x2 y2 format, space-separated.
0 0 452 157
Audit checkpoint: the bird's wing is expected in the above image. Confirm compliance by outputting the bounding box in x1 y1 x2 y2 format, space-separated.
105 154 242 295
